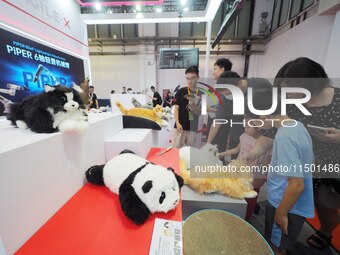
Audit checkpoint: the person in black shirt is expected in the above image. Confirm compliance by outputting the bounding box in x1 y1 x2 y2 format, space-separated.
163 91 173 108
150 86 162 107
212 58 233 80
205 59 233 151
122 87 127 94
173 66 202 148
207 71 240 153
89 86 98 109
207 74 272 157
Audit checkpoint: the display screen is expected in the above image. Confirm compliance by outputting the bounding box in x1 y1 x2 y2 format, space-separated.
159 48 199 69
0 27 85 116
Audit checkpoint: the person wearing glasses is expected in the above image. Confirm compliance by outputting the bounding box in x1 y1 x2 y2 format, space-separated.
172 66 202 148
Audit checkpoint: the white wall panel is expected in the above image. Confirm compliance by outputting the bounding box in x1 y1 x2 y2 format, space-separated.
248 14 335 78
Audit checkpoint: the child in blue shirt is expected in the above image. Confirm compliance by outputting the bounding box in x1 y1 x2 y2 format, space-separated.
248 89 314 255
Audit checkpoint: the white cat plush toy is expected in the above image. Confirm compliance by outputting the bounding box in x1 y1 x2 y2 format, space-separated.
85 150 183 225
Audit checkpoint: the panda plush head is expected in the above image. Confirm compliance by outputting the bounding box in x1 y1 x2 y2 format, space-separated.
86 150 183 225
132 164 181 212
119 163 183 225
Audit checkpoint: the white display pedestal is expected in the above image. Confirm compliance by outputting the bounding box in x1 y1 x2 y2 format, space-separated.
181 186 247 220
152 128 172 148
0 113 123 254
105 128 153 160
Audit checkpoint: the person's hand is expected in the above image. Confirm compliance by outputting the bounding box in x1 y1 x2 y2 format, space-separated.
187 96 195 106
218 152 225 159
176 122 183 132
309 127 340 144
241 151 257 165
275 209 288 235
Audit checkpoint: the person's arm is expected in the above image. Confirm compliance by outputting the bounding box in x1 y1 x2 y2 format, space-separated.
174 105 182 132
274 133 307 235
166 96 172 104
275 177 304 235
207 106 217 113
207 124 220 144
207 103 227 144
244 135 273 163
95 99 99 109
219 143 241 158
309 127 340 144
187 97 201 115
192 105 201 115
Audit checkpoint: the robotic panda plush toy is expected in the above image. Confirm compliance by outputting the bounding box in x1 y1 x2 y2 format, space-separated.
86 150 183 225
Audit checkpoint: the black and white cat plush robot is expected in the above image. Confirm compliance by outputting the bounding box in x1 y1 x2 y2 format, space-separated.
86 150 184 225
7 84 88 133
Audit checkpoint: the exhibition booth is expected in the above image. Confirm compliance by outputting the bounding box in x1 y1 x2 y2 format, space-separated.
1 1 340 255
0 2 265 254
1 110 267 254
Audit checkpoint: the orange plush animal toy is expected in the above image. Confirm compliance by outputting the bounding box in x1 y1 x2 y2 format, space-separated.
180 159 257 199
115 102 168 128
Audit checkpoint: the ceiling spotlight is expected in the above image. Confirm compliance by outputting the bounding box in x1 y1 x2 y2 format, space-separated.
95 3 101 11
156 7 162 13
136 4 141 11
180 0 187 5
184 7 189 12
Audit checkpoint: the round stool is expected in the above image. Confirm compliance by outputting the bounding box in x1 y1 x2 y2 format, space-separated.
183 209 273 255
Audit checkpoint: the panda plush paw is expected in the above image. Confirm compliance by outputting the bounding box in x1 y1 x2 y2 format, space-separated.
16 120 28 129
58 119 89 133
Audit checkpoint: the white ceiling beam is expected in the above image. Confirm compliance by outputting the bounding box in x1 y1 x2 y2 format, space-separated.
80 0 222 24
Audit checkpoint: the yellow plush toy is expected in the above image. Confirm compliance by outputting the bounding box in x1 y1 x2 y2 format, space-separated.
180 159 257 199
116 102 168 127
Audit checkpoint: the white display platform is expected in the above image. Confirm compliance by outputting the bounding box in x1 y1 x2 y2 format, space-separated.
110 93 174 148
105 128 153 160
152 128 172 148
110 94 149 113
152 118 174 148
0 113 123 254
181 186 247 220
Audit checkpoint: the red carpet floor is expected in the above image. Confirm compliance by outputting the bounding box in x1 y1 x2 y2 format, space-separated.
16 148 182 255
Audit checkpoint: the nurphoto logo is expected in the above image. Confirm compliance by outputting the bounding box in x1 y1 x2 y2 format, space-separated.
200 85 312 128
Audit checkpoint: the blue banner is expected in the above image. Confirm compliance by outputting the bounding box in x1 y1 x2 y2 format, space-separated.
0 27 85 116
